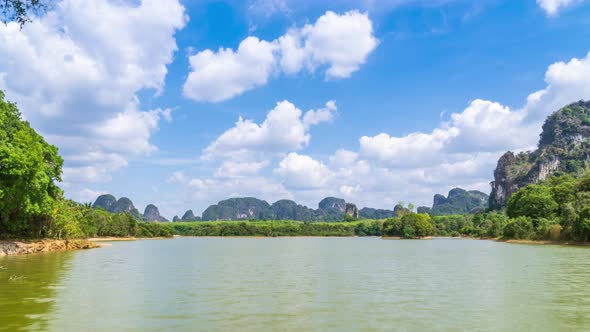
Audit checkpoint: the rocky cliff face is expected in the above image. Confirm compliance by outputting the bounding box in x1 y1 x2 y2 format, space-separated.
490 101 590 209
345 203 359 219
143 204 168 222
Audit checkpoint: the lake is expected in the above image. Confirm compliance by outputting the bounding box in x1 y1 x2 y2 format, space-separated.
1 237 590 331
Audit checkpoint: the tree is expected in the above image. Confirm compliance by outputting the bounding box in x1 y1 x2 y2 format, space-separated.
0 91 63 235
1 0 48 26
506 184 558 220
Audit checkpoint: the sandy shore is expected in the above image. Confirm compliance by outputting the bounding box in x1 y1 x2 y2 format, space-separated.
87 237 138 242
499 239 590 246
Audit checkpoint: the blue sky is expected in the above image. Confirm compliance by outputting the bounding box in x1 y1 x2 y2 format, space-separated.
1 0 590 218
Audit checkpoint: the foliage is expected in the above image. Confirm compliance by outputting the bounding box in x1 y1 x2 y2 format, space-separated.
506 184 558 219
0 91 63 236
382 213 434 238
166 220 383 237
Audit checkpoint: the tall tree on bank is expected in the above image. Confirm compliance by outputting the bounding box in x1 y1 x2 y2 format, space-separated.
1 0 48 26
0 91 63 235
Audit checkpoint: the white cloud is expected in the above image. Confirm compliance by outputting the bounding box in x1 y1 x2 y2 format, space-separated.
302 100 337 128
167 171 187 184
275 153 334 189
188 176 292 204
329 149 359 167
183 10 377 102
537 0 580 15
288 10 379 79
214 161 270 178
204 100 336 159
0 0 187 193
183 37 278 102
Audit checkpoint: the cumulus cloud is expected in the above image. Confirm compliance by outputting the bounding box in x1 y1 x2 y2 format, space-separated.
183 37 277 102
183 10 377 102
215 161 270 178
537 0 580 15
204 100 336 159
275 153 334 189
0 0 187 198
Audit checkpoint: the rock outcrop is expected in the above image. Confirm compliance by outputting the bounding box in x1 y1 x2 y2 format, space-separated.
318 197 346 211
112 197 141 218
181 210 200 221
143 204 168 222
490 101 590 209
92 194 117 211
345 203 359 219
91 195 162 221
202 197 271 221
429 188 489 215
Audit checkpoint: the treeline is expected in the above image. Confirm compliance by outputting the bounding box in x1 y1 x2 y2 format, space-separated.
382 172 590 242
2 199 172 239
165 220 384 237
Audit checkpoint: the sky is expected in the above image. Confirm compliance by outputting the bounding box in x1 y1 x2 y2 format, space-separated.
1 0 590 219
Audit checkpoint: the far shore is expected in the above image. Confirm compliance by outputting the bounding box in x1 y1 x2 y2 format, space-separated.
4 235 590 257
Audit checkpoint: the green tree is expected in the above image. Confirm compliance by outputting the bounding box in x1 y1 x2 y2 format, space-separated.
0 91 63 236
506 184 558 219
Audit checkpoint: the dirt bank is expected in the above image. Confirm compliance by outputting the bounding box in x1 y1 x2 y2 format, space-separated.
0 239 99 256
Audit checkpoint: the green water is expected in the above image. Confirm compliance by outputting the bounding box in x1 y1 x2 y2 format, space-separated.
1 238 590 331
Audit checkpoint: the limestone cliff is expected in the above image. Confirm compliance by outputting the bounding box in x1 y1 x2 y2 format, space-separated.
490 100 590 208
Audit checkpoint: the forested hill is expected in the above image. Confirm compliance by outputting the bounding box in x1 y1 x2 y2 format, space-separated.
417 188 489 215
490 101 590 209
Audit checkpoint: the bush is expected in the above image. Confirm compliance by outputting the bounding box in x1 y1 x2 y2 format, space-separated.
502 216 534 240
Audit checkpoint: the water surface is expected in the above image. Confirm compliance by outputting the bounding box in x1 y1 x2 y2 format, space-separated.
2 238 590 331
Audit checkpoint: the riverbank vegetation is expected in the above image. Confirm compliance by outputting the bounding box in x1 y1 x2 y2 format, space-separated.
0 92 171 240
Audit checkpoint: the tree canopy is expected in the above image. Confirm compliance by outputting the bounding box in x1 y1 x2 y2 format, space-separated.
0 90 63 235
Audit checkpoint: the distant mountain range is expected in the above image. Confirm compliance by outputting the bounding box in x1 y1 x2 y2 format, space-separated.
93 187 489 222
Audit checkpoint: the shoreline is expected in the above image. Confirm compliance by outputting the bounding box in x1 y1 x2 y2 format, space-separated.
0 239 99 256
3 235 590 256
